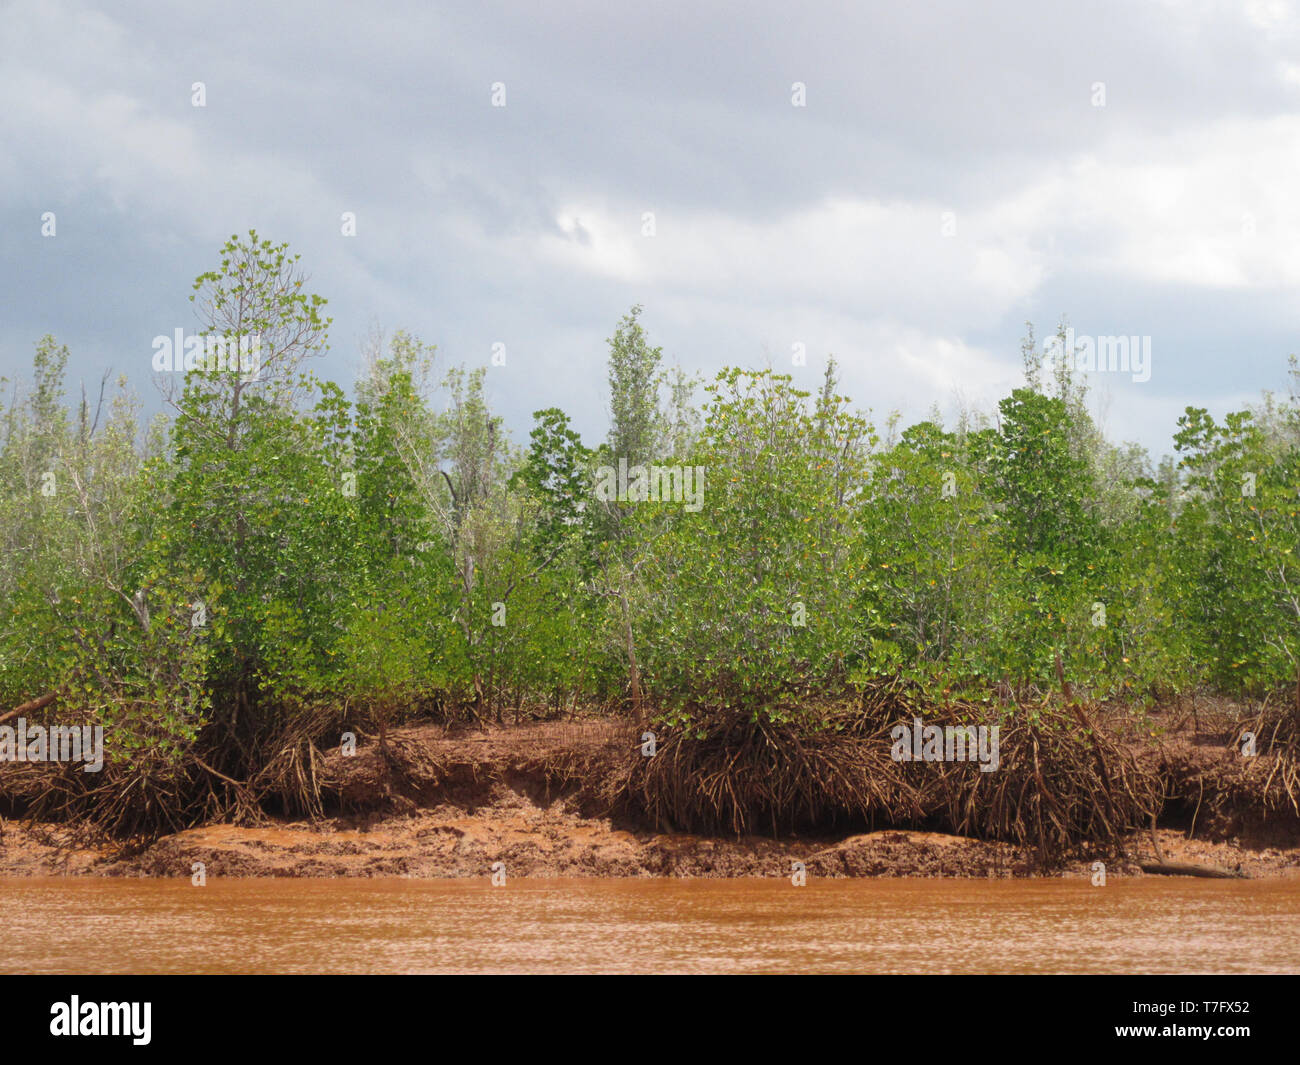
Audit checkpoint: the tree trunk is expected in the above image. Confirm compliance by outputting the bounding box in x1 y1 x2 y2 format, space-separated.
619 589 646 729
472 672 487 723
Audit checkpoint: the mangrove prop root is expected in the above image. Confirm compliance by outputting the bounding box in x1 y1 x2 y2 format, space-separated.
627 682 1161 867
0 691 58 726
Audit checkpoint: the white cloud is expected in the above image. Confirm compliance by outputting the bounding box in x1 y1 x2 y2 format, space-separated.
5 0 1300 461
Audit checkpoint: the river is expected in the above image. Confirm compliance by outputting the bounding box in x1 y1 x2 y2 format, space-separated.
3 877 1297 974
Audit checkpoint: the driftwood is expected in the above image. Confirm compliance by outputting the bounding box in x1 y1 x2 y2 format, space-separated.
1138 859 1243 879
0 691 58 726
1145 811 1247 879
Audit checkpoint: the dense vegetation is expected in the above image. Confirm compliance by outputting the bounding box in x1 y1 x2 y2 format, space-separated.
4 232 1299 834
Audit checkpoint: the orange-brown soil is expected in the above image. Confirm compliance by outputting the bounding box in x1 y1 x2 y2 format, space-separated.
2 716 1298 880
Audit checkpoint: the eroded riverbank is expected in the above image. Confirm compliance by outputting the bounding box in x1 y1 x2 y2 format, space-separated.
5 712 1300 880
3 717 1299 880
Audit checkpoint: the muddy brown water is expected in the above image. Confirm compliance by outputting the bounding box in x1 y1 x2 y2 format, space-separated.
2 877 1298 974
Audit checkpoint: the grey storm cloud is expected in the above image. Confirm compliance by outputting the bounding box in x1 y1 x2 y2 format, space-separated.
4 0 1300 457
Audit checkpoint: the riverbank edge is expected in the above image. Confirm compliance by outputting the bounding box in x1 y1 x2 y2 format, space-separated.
3 717 1298 880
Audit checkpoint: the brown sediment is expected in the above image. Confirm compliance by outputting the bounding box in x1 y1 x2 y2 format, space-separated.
2 713 1298 880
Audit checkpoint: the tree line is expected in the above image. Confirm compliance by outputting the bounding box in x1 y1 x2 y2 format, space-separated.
4 231 1298 787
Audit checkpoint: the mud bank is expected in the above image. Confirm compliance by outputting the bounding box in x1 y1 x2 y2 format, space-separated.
3 719 1298 880
6 806 1298 881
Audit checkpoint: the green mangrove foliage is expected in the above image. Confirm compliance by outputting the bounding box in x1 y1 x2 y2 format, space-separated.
3 233 1299 799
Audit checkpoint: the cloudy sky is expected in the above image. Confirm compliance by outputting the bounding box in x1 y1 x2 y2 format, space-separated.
4 0 1300 459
